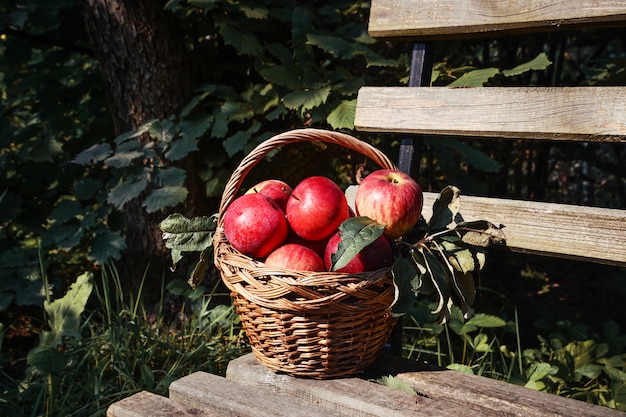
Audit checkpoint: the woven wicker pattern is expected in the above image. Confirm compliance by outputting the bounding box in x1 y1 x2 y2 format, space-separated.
214 128 398 378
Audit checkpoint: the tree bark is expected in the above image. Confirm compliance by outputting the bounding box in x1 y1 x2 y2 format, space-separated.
78 0 201 298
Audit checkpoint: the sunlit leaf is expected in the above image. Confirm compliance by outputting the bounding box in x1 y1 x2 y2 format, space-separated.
448 67 500 87
376 375 416 395
466 313 506 328
160 213 217 267
331 217 385 271
283 86 331 112
502 53 552 77
457 220 506 247
39 272 93 348
428 186 461 231
327 99 356 130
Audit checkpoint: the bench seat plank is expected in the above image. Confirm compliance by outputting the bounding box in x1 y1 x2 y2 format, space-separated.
106 390 218 417
422 192 626 266
355 86 626 142
368 0 626 39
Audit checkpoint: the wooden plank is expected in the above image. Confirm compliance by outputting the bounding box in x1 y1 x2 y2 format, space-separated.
421 192 626 267
168 371 343 417
106 391 217 417
225 353 492 416
368 0 626 39
397 369 625 417
355 86 626 142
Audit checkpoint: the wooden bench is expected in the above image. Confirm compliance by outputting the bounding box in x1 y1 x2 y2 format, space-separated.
107 352 623 417
355 0 626 267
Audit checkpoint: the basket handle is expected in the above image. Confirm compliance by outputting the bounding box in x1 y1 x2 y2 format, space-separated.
217 128 397 225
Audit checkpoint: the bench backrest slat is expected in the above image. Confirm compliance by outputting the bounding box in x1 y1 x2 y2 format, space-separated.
369 0 626 39
421 193 626 267
355 87 626 142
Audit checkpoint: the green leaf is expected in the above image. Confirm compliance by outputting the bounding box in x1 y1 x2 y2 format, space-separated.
502 53 552 77
49 199 81 225
327 100 356 130
153 167 186 188
428 186 461 231
89 230 127 265
74 178 104 200
223 123 260 157
178 115 212 141
283 86 331 112
148 119 176 143
447 363 475 374
457 220 506 247
104 149 145 168
218 22 264 56
526 362 556 382
376 375 416 395
160 213 217 266
142 186 188 213
421 250 451 319
259 65 301 89
73 143 112 165
466 313 506 328
306 34 354 59
330 216 385 271
115 120 155 145
575 364 603 380
437 138 500 173
188 247 213 288
448 67 500 87
108 177 148 209
39 272 93 348
390 257 419 317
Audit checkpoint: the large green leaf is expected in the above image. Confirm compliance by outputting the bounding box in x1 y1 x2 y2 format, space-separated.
330 216 385 271
327 99 356 130
39 272 93 348
89 229 127 265
283 86 331 112
502 53 552 77
306 34 354 59
142 186 188 213
107 176 148 209
448 67 500 87
160 213 217 266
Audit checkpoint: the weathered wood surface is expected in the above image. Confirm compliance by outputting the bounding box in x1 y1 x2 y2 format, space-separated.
368 0 626 39
107 353 625 417
421 192 626 267
168 370 339 417
355 86 626 142
106 390 216 417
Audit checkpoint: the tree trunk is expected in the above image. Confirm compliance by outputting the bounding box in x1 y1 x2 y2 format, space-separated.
78 0 201 299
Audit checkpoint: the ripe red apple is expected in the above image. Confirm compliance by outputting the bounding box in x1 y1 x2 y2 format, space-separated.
286 176 350 241
324 231 394 273
223 193 288 258
264 243 325 272
355 169 423 239
285 231 329 259
245 179 292 211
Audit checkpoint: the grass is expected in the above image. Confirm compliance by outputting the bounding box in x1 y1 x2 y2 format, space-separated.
0 263 248 417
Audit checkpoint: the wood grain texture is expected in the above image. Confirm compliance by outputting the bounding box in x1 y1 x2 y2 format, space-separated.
225 352 484 416
355 87 626 142
169 371 340 417
368 0 626 39
106 391 217 417
397 368 625 417
421 192 626 266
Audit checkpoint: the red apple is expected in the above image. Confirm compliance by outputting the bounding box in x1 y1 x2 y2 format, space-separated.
286 176 350 241
324 231 394 273
355 169 423 239
264 243 325 272
245 179 292 211
223 193 288 258
285 230 329 259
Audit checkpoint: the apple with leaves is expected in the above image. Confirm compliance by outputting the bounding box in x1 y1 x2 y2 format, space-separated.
355 169 423 239
286 176 350 241
223 193 288 258
324 231 394 273
245 179 292 211
265 243 325 272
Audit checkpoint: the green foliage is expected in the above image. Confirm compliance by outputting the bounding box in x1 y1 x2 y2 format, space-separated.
0 264 246 417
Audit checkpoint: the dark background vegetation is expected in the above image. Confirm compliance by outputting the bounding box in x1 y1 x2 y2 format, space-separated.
1 1 625 415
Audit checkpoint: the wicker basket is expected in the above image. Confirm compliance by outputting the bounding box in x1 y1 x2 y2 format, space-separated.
213 128 398 379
